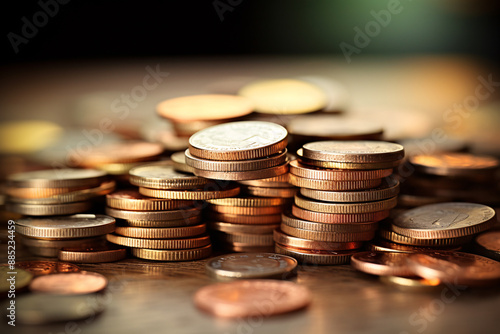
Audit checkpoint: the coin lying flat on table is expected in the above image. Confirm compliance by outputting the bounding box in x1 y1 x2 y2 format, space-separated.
301 141 404 163
6 168 107 188
29 271 108 294
379 276 441 291
206 253 298 280
188 121 288 161
194 279 312 318
351 251 415 277
129 162 212 189
474 230 500 261
13 261 80 276
392 202 495 239
409 152 499 177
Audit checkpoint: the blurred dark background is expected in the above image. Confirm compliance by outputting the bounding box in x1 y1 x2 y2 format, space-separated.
2 0 500 64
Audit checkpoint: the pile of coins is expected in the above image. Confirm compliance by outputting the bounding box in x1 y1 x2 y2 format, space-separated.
275 141 404 264
206 197 288 252
16 214 116 257
238 166 298 199
105 161 239 261
399 152 500 207
5 169 114 216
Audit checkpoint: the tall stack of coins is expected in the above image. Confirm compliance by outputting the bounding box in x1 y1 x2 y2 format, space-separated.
156 94 254 137
399 152 500 207
15 214 116 257
206 197 288 252
275 141 404 264
371 202 496 253
105 162 239 261
5 169 114 216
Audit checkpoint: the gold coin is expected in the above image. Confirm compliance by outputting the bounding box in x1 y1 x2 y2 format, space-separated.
171 151 195 173
129 162 212 189
106 233 211 249
297 150 402 170
58 244 126 263
275 244 356 265
106 189 194 211
206 196 287 207
15 214 116 239
188 121 288 161
392 202 495 239
213 232 274 246
0 267 33 293
124 215 202 227
300 177 399 203
282 212 378 233
292 205 389 223
131 245 212 261
208 221 278 234
240 185 298 198
9 181 115 205
301 141 404 163
289 174 382 191
409 152 499 177
115 224 206 239
238 173 290 187
7 168 107 188
294 194 397 214
273 229 362 251
208 204 283 215
205 253 297 280
185 149 287 172
280 224 375 242
289 160 392 181
379 228 472 247
238 78 327 114
105 206 200 221
156 94 254 122
138 184 240 200
206 211 282 224
6 201 93 216
192 162 289 181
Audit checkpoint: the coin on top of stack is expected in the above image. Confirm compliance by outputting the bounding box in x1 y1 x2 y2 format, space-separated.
156 94 254 137
5 169 114 216
206 196 288 253
274 141 404 264
186 121 289 181
15 214 116 257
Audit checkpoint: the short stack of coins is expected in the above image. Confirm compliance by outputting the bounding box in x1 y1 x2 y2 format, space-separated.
5 169 114 216
15 214 116 257
274 141 404 264
205 197 288 252
105 161 239 261
398 152 500 208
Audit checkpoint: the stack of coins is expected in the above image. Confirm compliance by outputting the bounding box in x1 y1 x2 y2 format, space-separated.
5 169 114 216
68 141 164 181
15 214 116 257
275 141 404 265
186 121 289 181
156 94 254 137
206 197 288 252
399 152 500 207
371 202 496 253
105 162 239 261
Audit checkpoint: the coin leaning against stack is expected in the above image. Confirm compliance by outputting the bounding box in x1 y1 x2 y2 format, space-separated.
5 169 115 216
275 141 404 265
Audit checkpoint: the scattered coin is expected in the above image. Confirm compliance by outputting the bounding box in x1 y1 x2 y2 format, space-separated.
409 152 499 177
379 276 441 291
13 261 80 276
351 251 415 277
474 230 500 261
29 271 108 294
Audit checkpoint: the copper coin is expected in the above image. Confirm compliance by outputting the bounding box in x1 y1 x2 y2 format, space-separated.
207 196 287 207
29 271 108 294
138 183 240 200
105 206 200 221
213 232 274 247
193 162 289 181
280 223 375 242
289 174 382 191
5 185 90 199
208 204 283 215
70 141 163 167
13 261 80 276
115 224 206 239
188 121 288 161
475 230 500 261
392 202 495 239
240 185 298 198
106 233 211 249
205 211 282 224
380 276 441 291
275 244 357 265
131 245 212 261
6 201 93 216
367 239 462 253
407 251 500 286
106 189 194 211
124 215 202 227
129 162 212 189
289 160 392 181
409 152 499 177
20 236 106 249
7 168 107 188
171 151 195 173
59 244 127 263
301 141 404 163
273 229 362 251
222 245 276 253
297 153 402 170
351 251 415 277
294 194 397 214
238 173 291 187
209 221 279 235
292 205 390 224
378 228 472 247
156 94 254 122
193 279 311 318
282 212 378 233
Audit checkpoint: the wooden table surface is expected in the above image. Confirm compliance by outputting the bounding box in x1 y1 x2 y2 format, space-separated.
1 57 500 334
